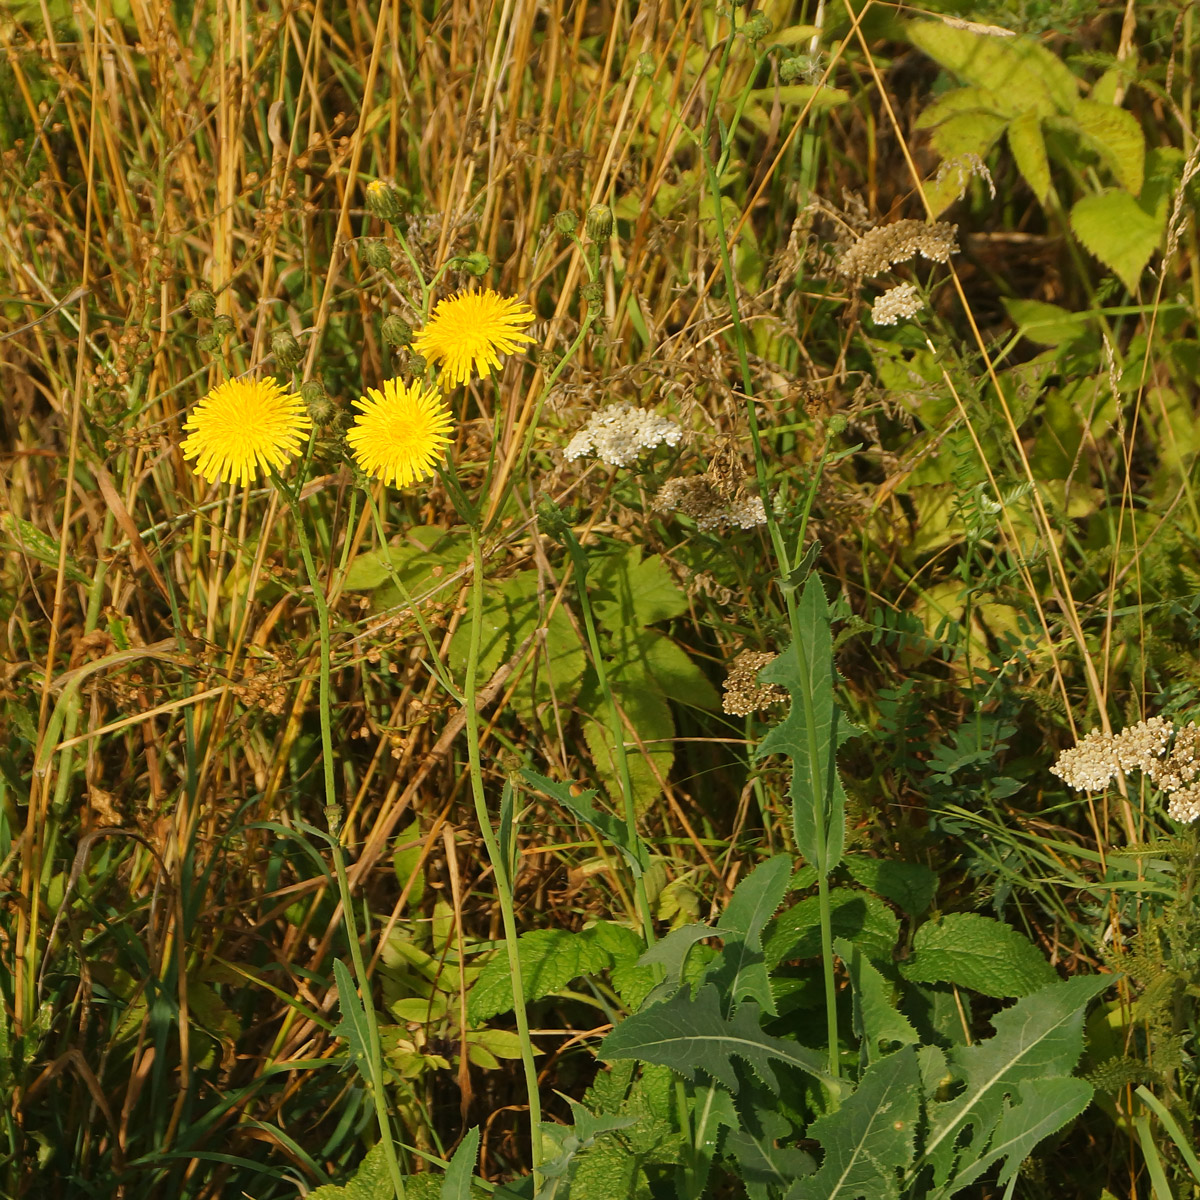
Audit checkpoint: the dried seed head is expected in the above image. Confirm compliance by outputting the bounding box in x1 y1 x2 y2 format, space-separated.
722 651 788 716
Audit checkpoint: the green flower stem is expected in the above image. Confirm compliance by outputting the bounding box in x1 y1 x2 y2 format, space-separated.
463 528 545 1190
280 476 407 1200
560 528 656 944
701 11 840 1081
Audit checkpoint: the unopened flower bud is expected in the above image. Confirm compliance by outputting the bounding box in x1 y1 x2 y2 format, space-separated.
364 179 403 223
828 413 849 435
187 289 216 319
581 279 603 306
742 12 773 44
271 329 302 369
585 205 613 241
554 210 578 236
460 250 491 277
197 332 222 352
212 314 236 338
362 238 393 269
382 314 413 347
779 55 807 83
301 379 334 424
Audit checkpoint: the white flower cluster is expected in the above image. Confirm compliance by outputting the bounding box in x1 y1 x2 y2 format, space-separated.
871 283 923 326
652 478 768 531
1052 716 1200 824
564 403 682 468
725 495 768 529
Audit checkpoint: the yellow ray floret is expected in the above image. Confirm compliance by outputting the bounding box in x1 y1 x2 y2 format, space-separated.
181 377 311 486
347 377 454 488
412 288 536 389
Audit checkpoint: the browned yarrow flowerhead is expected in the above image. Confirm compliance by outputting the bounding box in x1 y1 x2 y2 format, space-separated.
836 219 959 279
347 377 454 488
722 651 789 717
412 288 536 389
181 377 311 486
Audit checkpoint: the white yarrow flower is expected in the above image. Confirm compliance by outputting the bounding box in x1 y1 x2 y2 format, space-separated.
871 283 924 326
564 403 682 467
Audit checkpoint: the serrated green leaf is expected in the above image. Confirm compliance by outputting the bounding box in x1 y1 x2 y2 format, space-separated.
621 629 719 710
343 526 467 593
1069 189 1162 293
581 681 674 816
1067 98 1144 194
442 1127 481 1200
706 854 793 1016
333 959 374 1079
468 928 613 1021
600 983 835 1093
726 1108 815 1200
907 21 1077 117
922 975 1110 1191
842 856 937 917
591 547 689 628
1007 109 1052 204
306 1142 393 1199
900 913 1057 998
1001 298 1092 347
789 1045 921 1200
836 939 918 1064
757 575 850 875
766 888 900 969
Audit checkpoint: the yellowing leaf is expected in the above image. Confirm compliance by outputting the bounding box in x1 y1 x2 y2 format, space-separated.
1066 99 1145 194
1007 109 1052 205
1069 188 1163 293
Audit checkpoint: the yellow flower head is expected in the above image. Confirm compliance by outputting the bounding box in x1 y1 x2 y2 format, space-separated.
181 377 311 486
412 288 536 389
347 377 454 488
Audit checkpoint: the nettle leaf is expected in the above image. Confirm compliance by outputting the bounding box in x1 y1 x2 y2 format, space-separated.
836 939 918 1064
766 888 900 969
600 983 833 1094
921 974 1110 1193
1006 109 1052 204
788 1045 921 1200
1069 189 1162 294
468 928 612 1021
757 575 853 874
1064 98 1145 194
344 525 467 595
308 1142 445 1200
509 586 588 726
581 682 675 816
901 913 1057 998
907 21 1078 117
842 855 937 918
590 546 689 628
705 854 794 1015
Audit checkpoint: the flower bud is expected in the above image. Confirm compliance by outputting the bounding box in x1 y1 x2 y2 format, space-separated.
779 55 808 83
212 314 236 338
742 12 773 45
364 179 403 224
382 314 413 347
197 332 222 352
362 238 393 269
828 413 849 435
301 379 334 424
585 205 613 241
271 329 303 369
460 250 491 277
554 210 578 236
581 279 603 306
187 288 216 319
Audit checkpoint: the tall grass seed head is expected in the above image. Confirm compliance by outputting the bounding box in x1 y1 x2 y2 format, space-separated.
411 289 536 389
346 377 454 488
181 376 312 486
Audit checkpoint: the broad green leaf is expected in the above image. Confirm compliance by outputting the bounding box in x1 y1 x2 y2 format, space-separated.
510 603 588 725
901 913 1057 998
442 1127 481 1200
842 855 937 917
306 1142 394 1199
0 512 91 584
641 923 731 985
332 959 374 1079
706 854 794 1016
789 1045 921 1200
590 547 689 628
766 888 900 969
1007 109 1052 204
601 983 835 1093
907 21 1077 117
343 525 467 593
1028 376 1114 482
621 629 720 710
836 939 919 1063
1066 98 1145 194
581 680 675 815
1069 189 1162 293
726 1109 816 1200
391 820 427 912
468 928 613 1021
915 85 1008 130
922 974 1110 1190
757 575 850 875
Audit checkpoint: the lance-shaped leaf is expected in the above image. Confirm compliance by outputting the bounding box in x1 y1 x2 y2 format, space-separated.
600 983 836 1094
788 1045 921 1200
757 575 852 874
